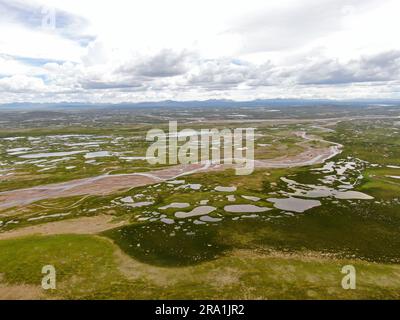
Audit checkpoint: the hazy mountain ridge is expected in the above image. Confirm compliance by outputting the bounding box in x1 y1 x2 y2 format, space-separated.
1 99 400 111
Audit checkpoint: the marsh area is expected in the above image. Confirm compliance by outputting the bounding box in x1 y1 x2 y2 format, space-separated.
0 105 400 299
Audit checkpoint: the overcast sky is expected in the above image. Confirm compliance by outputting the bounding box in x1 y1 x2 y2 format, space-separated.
1 0 400 103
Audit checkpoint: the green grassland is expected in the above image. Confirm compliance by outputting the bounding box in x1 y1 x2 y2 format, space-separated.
1 234 400 299
0 123 319 192
1 118 400 299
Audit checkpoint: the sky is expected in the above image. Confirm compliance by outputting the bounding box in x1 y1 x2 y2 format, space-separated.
0 0 400 103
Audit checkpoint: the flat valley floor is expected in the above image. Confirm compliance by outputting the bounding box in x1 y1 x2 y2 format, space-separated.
0 104 400 299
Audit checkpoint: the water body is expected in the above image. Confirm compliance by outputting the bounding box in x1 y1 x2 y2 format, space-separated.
160 218 175 224
27 212 71 221
199 215 222 222
175 206 216 218
159 203 190 210
84 151 112 159
167 180 185 185
267 197 321 213
224 205 271 213
281 177 374 200
0 133 343 209
125 201 154 208
242 195 261 202
215 186 237 192
120 196 134 203
387 175 400 180
120 156 155 161
19 150 88 159
7 147 31 153
176 184 202 190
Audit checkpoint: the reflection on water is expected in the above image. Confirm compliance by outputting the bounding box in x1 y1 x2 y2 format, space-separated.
267 197 321 213
281 177 373 200
102 157 381 267
159 202 190 210
277 158 374 203
215 186 237 192
224 205 271 213
175 206 216 218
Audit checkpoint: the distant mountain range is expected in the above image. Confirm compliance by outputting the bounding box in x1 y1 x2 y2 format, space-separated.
1 99 400 110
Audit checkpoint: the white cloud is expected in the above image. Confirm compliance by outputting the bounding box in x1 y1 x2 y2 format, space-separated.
0 74 47 92
296 51 400 85
0 0 399 102
118 50 192 78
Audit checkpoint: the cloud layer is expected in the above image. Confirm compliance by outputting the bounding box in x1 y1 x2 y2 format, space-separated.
0 0 400 102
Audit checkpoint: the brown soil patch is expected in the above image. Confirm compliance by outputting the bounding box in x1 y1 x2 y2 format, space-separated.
0 163 205 210
0 215 126 240
0 132 340 210
205 267 242 288
0 283 45 300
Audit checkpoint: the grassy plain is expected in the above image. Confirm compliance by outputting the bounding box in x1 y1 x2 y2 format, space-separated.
0 107 400 299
